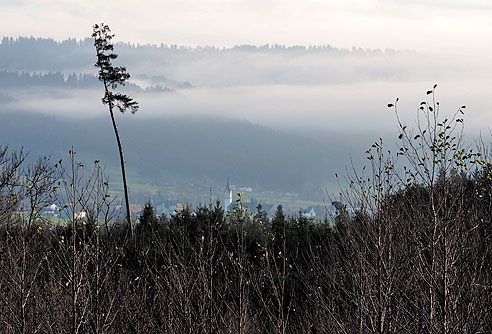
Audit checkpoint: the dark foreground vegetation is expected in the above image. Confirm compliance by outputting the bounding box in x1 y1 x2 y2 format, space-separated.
1 90 491 333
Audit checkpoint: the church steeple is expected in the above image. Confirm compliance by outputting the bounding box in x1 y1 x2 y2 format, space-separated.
224 177 232 213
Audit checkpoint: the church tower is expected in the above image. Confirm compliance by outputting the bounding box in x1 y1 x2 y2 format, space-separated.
224 177 232 214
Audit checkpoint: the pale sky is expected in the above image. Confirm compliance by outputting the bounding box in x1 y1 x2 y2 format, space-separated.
2 0 492 54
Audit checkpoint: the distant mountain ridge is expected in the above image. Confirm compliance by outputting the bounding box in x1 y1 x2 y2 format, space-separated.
0 36 417 87
0 36 411 71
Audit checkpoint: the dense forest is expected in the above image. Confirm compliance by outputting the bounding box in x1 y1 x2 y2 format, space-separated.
0 36 407 72
0 70 171 92
0 36 419 88
0 88 490 333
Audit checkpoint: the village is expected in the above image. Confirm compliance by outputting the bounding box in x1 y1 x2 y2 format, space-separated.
39 178 335 223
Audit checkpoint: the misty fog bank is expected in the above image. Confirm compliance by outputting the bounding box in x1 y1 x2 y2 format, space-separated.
1 82 489 136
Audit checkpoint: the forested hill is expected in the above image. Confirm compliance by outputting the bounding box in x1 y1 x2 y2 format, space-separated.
0 36 408 72
0 110 371 199
0 36 416 88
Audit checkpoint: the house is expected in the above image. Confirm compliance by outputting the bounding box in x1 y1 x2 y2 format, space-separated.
301 206 317 219
41 203 59 217
300 205 329 220
156 199 181 216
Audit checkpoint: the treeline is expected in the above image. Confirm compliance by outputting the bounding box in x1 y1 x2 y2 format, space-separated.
0 70 172 92
0 90 491 333
0 71 98 89
0 36 411 75
0 36 407 62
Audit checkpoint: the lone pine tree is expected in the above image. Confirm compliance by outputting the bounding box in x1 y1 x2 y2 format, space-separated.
92 23 138 235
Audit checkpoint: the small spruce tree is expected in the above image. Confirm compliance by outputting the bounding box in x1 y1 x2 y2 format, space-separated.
138 201 159 232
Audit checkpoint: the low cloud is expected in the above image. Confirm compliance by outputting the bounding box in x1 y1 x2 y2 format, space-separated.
5 80 491 138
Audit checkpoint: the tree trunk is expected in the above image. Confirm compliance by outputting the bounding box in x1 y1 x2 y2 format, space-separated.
103 83 133 236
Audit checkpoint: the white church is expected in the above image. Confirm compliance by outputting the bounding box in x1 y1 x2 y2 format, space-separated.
224 177 233 214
